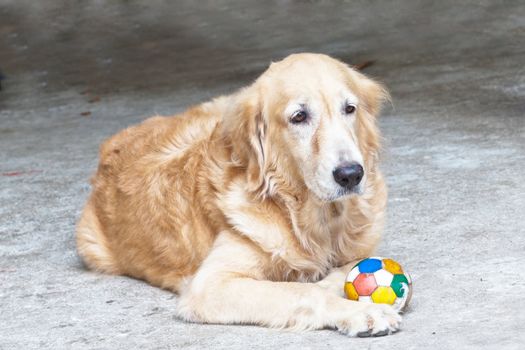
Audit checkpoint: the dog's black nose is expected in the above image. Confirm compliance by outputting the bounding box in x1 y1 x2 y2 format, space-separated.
333 163 364 189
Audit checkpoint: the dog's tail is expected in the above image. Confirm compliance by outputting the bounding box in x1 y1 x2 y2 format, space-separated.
76 200 120 274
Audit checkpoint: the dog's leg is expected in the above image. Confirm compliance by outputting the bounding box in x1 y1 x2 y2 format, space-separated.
177 232 401 337
316 261 361 297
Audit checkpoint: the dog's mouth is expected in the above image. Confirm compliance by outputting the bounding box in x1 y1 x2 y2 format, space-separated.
314 185 364 203
301 165 366 203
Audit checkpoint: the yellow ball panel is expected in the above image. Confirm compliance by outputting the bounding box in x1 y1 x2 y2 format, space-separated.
371 286 397 305
344 282 359 301
383 258 403 275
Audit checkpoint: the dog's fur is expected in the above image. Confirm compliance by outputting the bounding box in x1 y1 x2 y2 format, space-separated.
76 53 401 336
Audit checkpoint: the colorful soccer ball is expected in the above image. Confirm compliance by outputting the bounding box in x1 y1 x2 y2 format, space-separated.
344 257 412 311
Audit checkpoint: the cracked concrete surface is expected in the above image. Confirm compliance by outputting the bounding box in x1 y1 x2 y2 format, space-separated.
1 1 524 349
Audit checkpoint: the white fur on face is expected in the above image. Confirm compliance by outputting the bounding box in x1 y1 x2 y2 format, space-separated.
285 91 366 202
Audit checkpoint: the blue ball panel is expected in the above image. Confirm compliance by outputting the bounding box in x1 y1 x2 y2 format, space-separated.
358 258 382 273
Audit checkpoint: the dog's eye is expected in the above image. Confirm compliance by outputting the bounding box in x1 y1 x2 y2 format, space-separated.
290 110 308 124
344 104 356 115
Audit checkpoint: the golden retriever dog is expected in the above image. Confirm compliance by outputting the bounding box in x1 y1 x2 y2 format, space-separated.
76 53 401 337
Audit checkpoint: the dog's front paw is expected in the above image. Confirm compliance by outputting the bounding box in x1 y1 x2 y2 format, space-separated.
335 302 402 337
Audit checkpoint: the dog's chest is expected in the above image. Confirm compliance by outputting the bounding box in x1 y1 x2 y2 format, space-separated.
265 205 352 283
281 201 371 279
219 183 376 282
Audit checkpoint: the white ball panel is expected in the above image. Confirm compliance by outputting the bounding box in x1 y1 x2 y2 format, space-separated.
358 296 372 303
346 267 360 282
369 256 384 260
393 297 404 311
374 269 394 286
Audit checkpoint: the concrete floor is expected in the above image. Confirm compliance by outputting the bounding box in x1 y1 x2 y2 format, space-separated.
1 1 524 349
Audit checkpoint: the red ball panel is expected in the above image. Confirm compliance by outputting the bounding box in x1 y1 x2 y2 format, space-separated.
353 273 378 296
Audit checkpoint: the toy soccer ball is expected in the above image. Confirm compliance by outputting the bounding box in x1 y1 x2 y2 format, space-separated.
344 257 412 311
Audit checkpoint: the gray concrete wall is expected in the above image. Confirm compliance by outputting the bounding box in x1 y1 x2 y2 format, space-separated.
1 1 524 349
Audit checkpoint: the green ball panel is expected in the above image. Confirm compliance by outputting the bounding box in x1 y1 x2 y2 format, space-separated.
391 274 409 297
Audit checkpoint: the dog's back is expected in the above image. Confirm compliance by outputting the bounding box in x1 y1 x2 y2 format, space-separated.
76 98 227 291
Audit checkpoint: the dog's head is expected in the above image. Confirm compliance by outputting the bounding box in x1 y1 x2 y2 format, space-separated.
225 53 388 202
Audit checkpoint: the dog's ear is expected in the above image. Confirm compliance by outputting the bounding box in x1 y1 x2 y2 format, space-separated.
345 67 390 164
223 86 270 195
346 68 390 117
